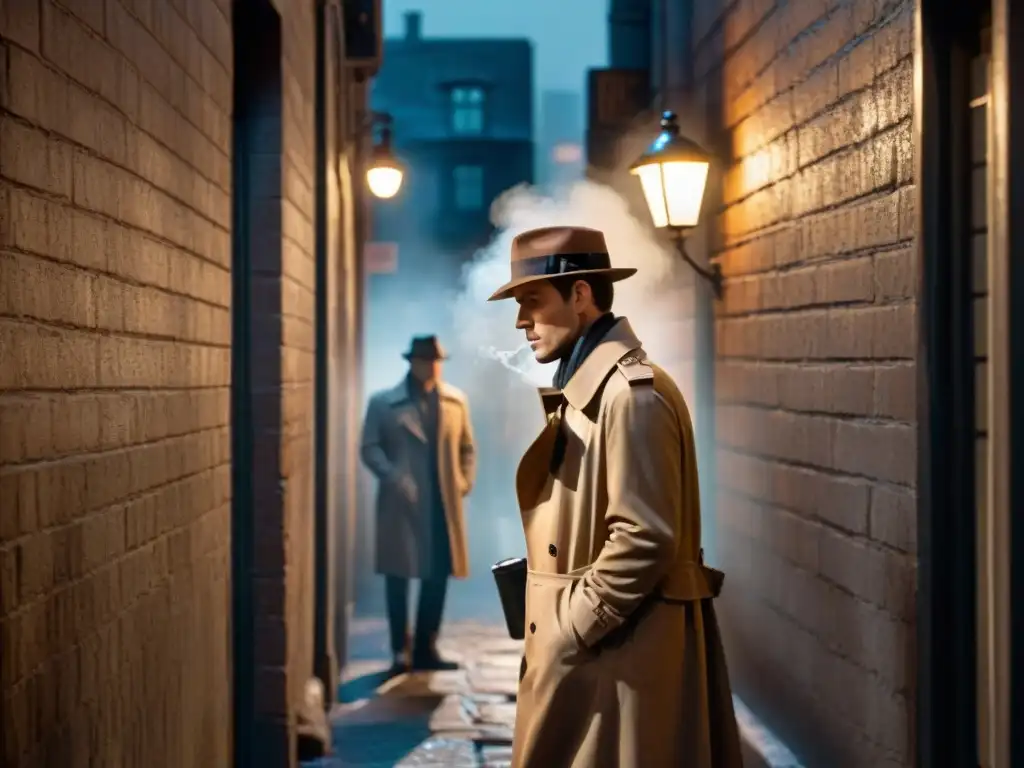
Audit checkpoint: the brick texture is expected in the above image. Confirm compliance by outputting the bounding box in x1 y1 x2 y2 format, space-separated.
690 0 917 765
0 0 344 765
0 0 233 764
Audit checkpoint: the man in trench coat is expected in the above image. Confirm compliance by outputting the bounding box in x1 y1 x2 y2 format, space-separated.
360 336 477 672
488 226 743 767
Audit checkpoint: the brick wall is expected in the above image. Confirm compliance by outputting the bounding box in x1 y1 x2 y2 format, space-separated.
0 0 344 764
691 0 918 764
0 0 234 764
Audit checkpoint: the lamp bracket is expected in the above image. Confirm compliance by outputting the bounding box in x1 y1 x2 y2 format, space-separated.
352 110 393 140
670 228 723 299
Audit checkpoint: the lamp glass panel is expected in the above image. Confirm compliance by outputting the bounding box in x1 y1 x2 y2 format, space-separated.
632 160 709 229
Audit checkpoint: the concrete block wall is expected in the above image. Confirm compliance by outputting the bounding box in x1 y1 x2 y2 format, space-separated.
0 0 332 764
691 0 917 765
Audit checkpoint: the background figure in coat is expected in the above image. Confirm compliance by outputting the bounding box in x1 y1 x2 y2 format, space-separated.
488 227 742 767
360 336 477 673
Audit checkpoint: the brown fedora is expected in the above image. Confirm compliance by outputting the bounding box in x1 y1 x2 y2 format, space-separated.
487 226 637 301
402 335 448 361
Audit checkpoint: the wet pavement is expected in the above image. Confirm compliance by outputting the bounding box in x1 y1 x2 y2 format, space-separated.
313 618 522 767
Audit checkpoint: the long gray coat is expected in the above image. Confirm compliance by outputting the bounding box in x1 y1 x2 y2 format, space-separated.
360 379 476 579
512 318 742 767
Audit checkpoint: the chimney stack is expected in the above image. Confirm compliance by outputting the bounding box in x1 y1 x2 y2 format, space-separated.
404 11 422 41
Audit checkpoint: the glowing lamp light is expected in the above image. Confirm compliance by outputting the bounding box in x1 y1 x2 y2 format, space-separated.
366 125 404 199
366 164 403 199
630 111 711 230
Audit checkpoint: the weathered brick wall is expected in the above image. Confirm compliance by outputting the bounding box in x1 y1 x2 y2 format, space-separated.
692 0 918 764
0 0 233 764
0 0 331 764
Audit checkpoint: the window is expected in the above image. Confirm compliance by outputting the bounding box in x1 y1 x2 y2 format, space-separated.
453 165 484 210
451 86 485 135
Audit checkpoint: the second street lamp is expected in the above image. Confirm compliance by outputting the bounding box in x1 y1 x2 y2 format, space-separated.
365 113 404 200
630 111 722 298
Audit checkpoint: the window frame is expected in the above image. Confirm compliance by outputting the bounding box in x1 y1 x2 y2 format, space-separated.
449 85 487 136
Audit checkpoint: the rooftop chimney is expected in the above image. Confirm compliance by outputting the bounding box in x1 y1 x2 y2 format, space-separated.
404 11 422 41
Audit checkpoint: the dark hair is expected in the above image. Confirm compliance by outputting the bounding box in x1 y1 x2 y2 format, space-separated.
548 274 614 312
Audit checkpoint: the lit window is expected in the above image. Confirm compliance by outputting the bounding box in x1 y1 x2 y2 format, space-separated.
453 165 484 210
451 86 485 135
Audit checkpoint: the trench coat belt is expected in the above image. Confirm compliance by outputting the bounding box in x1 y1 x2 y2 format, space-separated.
526 561 723 602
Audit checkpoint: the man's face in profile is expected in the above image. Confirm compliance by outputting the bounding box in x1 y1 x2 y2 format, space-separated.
512 280 583 364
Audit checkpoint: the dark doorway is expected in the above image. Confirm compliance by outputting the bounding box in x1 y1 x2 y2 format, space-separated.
231 1 283 765
915 0 982 765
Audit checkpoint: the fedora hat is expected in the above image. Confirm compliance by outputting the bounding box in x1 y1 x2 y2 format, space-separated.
487 226 637 302
403 335 448 361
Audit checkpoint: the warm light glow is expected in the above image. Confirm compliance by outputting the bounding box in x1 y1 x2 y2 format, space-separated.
632 160 710 229
366 165 403 199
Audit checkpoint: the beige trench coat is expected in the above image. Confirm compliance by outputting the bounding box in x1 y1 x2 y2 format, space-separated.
360 379 476 579
512 318 742 768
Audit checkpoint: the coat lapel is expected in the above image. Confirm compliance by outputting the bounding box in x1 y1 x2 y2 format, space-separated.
561 317 644 412
515 389 565 512
438 382 466 440
384 380 428 443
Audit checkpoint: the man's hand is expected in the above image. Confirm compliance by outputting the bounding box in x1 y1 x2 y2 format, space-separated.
392 473 418 506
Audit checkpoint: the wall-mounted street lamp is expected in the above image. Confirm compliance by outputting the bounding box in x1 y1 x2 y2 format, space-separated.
364 112 404 200
630 111 723 298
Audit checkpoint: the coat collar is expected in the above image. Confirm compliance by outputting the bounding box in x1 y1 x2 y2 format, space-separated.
561 317 643 411
383 377 458 406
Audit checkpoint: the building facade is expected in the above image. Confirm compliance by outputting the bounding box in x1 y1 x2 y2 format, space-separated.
588 0 1024 766
366 10 533 295
0 1 374 765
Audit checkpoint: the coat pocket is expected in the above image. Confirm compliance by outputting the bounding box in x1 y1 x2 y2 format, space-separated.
523 573 590 666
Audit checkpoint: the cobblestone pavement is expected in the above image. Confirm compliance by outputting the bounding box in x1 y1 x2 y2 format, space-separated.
312 619 522 768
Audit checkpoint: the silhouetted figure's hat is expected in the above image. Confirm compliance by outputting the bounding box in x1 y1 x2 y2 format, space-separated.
487 225 637 301
403 335 448 361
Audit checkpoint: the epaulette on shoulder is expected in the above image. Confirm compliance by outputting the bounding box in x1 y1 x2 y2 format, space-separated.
615 352 654 385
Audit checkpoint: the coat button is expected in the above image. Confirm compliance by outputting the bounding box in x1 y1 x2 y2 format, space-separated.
548 544 557 557
530 622 536 634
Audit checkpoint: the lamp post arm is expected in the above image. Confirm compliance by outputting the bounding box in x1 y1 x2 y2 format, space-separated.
673 232 724 299
351 110 393 140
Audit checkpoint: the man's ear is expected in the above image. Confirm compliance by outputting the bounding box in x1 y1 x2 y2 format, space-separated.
572 279 591 310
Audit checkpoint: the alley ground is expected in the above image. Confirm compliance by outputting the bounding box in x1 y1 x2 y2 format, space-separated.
315 619 521 767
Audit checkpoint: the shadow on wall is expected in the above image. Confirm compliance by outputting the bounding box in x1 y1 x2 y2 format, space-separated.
356 178 711 621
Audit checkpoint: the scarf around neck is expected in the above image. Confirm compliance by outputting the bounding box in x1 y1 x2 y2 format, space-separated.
552 312 618 391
